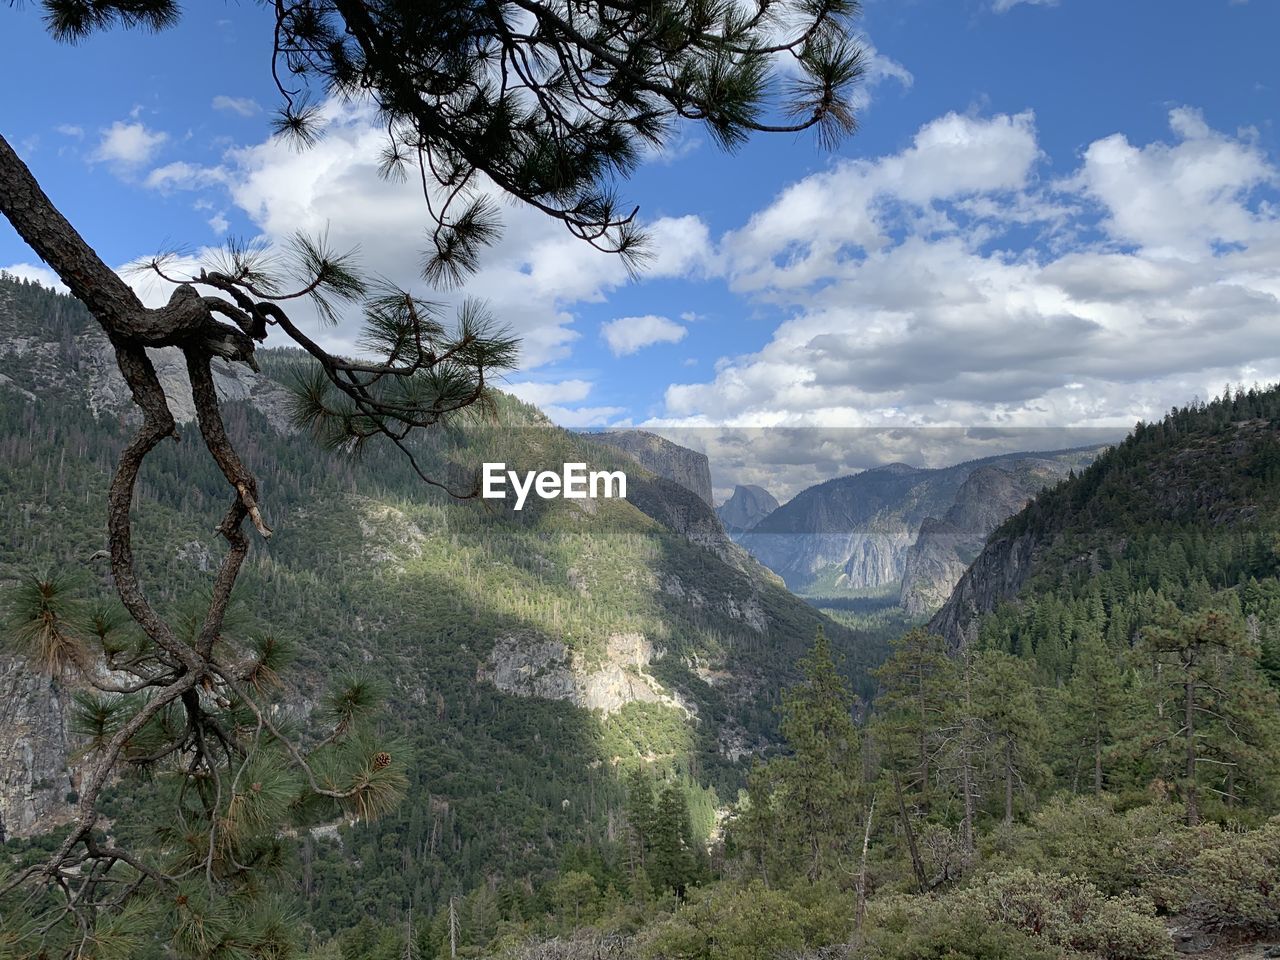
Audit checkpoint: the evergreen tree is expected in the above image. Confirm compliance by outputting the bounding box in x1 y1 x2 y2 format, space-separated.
649 783 698 898
973 650 1048 824
736 627 863 882
1139 604 1280 824
1056 633 1133 795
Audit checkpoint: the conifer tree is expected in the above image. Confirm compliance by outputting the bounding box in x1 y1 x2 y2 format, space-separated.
649 783 698 898
737 627 863 882
1056 633 1132 795
973 650 1048 824
1139 603 1280 824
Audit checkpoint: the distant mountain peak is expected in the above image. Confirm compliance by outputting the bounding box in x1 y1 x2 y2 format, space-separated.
717 484 780 537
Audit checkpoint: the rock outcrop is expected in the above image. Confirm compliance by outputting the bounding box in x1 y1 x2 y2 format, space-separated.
588 430 714 505
0 657 76 840
716 485 779 537
926 528 1039 649
900 463 1070 616
479 632 689 716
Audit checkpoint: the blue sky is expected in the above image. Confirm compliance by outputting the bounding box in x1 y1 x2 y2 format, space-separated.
2 0 1279 498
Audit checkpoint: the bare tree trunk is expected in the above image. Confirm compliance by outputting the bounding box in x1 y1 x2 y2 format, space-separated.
853 795 876 944
893 769 926 894
1004 740 1014 824
1185 674 1199 826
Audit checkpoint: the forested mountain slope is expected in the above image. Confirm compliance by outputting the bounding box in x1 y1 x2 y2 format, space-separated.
931 388 1280 674
0 274 883 933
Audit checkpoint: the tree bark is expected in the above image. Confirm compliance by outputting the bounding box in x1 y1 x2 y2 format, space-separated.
1004 739 1014 824
893 768 927 894
1185 672 1199 826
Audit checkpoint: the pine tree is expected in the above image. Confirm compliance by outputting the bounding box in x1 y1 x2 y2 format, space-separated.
1139 603 1280 824
736 627 863 882
649 783 697 898
1057 633 1132 795
973 650 1048 824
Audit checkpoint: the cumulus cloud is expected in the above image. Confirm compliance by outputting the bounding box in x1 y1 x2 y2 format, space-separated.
851 42 914 110
723 111 1042 293
648 107 1280 491
0 262 67 292
504 380 627 426
121 100 711 369
505 379 594 407
91 120 168 170
601 314 689 356
145 161 229 191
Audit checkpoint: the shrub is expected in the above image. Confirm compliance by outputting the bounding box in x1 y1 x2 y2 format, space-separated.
1186 817 1280 932
1118 803 1223 913
638 880 848 960
862 870 1173 960
860 895 1060 960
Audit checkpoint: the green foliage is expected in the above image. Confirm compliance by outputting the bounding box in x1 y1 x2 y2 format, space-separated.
1185 817 1280 932
865 871 1173 960
639 880 849 960
733 627 864 883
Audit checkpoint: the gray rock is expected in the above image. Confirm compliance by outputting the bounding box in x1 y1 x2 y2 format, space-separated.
716 485 779 537
0 657 76 839
588 430 714 505
478 632 690 717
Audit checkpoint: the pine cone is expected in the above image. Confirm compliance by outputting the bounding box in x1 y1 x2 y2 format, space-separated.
372 751 392 770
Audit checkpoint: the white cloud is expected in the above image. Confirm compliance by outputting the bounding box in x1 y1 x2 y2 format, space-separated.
55 124 83 138
1070 106 1274 257
0 262 67 292
199 100 711 368
651 107 1280 470
212 95 260 117
724 111 1041 293
145 161 228 191
541 404 627 427
505 379 594 407
601 314 689 356
207 213 230 235
91 121 168 170
852 42 914 110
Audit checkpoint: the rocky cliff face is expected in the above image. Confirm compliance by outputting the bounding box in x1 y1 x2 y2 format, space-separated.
716 485 779 537
588 430 714 505
741 452 1101 596
900 462 1073 616
0 657 75 840
926 418 1276 650
926 528 1040 649
479 632 690 716
0 281 296 431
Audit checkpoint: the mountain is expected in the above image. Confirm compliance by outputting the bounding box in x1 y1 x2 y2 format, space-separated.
929 388 1280 655
740 449 1102 597
899 459 1085 616
588 429 714 505
0 275 884 925
716 484 779 537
